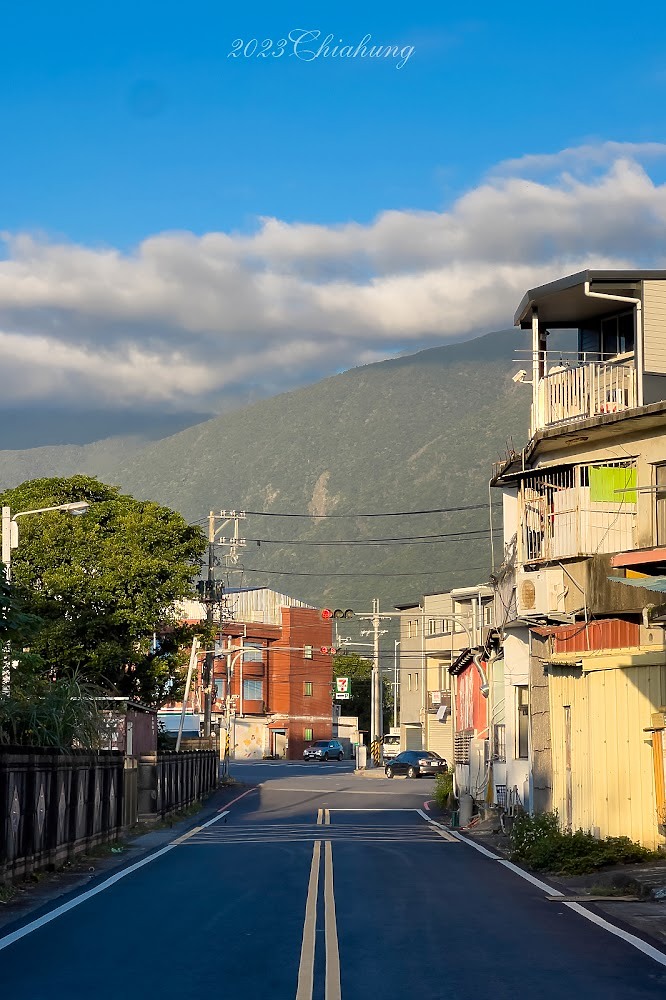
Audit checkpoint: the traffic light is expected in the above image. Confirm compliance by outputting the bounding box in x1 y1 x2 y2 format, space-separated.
320 646 338 654
320 608 354 620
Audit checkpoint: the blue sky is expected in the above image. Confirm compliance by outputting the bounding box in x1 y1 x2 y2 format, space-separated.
2 1 666 438
2 0 666 246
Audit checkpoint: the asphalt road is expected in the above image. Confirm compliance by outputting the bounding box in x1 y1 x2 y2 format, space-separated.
1 760 665 999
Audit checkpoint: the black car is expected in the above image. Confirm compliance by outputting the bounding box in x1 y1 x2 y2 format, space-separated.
385 750 448 779
303 739 345 761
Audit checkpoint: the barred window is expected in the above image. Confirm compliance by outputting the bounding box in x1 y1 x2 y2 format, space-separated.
493 724 506 762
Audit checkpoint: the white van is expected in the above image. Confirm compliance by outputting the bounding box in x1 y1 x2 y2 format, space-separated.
381 733 400 760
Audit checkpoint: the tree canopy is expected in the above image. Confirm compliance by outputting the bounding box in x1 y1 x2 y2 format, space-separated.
333 651 393 736
0 475 207 705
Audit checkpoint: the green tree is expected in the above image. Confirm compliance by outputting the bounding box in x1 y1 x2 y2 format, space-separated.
0 476 208 705
333 651 393 737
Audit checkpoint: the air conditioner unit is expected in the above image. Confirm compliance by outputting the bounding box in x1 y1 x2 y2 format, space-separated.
516 568 566 616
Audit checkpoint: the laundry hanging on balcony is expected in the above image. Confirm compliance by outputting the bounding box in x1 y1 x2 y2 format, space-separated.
589 465 637 504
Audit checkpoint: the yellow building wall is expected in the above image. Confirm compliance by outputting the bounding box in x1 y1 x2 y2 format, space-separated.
549 657 666 849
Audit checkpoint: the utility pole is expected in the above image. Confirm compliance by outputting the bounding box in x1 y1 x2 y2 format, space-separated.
357 598 390 765
199 510 247 738
202 512 215 738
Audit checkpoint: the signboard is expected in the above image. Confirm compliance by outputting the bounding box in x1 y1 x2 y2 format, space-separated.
335 677 351 700
427 690 451 715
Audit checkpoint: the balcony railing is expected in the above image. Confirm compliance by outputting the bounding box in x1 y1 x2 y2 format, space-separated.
535 357 636 431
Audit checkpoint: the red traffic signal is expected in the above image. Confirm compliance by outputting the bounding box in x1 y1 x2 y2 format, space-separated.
320 646 338 655
321 608 354 620
321 608 333 620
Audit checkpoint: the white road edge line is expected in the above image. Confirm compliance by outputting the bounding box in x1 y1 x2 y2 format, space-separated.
452 829 666 968
0 809 232 953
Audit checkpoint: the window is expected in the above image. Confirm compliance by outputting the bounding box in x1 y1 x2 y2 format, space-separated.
303 645 313 659
408 673 412 692
214 678 226 701
483 603 493 627
304 728 313 742
657 464 666 547
414 672 419 691
243 678 263 701
492 724 506 761
407 619 420 638
516 686 529 759
243 643 263 663
304 681 313 697
428 618 437 635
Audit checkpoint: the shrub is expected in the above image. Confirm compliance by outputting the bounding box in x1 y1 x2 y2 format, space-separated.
509 811 658 875
434 771 454 809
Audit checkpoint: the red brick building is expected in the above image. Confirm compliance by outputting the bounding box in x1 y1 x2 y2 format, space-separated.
174 589 333 760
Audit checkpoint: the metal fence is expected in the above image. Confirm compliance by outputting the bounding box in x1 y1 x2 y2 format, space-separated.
0 748 125 883
138 750 218 820
1 748 218 882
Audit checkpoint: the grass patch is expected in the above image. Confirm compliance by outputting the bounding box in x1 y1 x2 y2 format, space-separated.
510 811 660 876
0 883 18 904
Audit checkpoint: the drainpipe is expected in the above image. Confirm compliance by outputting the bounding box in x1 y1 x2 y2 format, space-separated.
531 308 540 433
583 281 643 406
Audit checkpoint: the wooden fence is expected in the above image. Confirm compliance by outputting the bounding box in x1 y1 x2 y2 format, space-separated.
0 748 218 883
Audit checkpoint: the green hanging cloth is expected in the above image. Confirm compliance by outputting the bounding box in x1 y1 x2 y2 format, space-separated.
589 465 637 504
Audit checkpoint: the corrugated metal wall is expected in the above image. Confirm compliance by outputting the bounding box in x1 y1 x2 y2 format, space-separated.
426 715 453 763
643 281 666 375
549 659 666 848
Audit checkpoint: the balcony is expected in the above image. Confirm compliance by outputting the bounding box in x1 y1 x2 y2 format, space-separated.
534 356 637 431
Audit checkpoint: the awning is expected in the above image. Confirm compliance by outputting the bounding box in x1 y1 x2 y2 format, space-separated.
608 575 666 593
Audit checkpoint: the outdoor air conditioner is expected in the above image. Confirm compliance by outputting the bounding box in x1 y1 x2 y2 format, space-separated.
516 568 566 616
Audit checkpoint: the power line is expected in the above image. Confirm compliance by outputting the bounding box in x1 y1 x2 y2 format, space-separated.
243 504 490 518
247 528 493 546
238 566 489 578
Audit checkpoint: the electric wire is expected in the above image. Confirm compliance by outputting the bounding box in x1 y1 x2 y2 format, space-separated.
239 504 491 518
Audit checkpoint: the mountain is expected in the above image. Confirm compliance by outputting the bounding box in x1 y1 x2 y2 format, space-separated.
0 328 532 611
112 328 531 610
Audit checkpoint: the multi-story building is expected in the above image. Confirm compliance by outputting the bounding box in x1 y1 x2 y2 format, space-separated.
493 269 666 847
396 587 494 769
172 587 333 760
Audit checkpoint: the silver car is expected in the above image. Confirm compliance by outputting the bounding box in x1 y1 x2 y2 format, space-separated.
303 739 345 761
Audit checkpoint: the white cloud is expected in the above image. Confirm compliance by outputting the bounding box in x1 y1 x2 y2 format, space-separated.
1 142 665 411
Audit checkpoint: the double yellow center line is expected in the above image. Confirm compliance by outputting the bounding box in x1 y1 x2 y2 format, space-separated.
296 808 341 1000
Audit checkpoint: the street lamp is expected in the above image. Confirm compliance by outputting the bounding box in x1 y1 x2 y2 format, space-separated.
1 500 91 690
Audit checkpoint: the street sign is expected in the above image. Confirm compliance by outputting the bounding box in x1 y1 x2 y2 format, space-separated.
336 692 351 700
335 677 351 700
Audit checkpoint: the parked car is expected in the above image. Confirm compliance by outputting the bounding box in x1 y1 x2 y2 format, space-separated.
303 739 345 761
384 750 448 779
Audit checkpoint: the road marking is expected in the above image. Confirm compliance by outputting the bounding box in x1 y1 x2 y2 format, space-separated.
325 809 331 825
295 840 321 1000
171 810 229 845
265 786 409 796
324 807 419 811
324 840 341 1000
0 802 237 953
0 844 177 953
216 787 257 810
415 809 458 842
